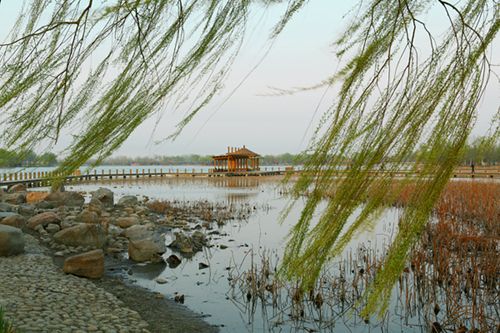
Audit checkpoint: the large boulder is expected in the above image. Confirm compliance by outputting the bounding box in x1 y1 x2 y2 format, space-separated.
117 195 138 207
26 192 49 205
0 202 13 212
0 225 25 256
63 250 104 279
28 212 61 230
45 191 84 208
92 188 114 208
123 225 149 239
128 231 166 262
116 217 140 229
8 184 27 193
75 210 99 224
4 193 26 205
18 203 36 217
0 214 26 229
53 224 106 248
88 198 104 214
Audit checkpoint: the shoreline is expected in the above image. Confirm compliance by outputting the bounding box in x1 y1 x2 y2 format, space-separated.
1 231 219 333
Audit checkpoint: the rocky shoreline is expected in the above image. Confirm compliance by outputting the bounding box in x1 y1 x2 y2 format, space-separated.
0 184 219 333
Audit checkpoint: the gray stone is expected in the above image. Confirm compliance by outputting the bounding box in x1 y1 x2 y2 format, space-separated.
53 224 107 248
4 193 26 205
117 196 138 207
0 224 25 256
46 223 61 234
128 231 166 262
0 202 13 212
123 225 148 239
35 200 55 209
92 188 114 208
167 231 208 254
75 210 99 224
18 203 36 217
45 191 84 208
88 198 104 214
0 212 18 222
107 225 124 238
0 214 26 229
116 217 140 229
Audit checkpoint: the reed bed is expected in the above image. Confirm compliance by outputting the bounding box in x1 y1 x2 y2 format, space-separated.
146 199 272 226
228 180 500 332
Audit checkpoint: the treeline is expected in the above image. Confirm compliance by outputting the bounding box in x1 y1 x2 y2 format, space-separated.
0 149 58 168
95 153 303 166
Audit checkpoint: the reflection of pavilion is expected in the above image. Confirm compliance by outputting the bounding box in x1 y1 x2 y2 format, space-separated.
212 146 260 172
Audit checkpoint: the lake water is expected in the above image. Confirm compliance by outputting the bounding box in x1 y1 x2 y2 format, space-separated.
51 173 415 333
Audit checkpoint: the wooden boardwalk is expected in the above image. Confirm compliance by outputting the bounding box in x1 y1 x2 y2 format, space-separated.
0 165 496 188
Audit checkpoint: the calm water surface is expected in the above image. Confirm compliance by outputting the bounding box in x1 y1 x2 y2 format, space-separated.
61 175 406 332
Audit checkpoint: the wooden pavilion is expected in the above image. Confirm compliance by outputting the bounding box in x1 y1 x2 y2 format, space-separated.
212 146 260 172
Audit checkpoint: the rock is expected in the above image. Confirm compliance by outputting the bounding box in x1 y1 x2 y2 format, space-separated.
35 200 55 209
0 202 13 212
45 223 61 234
220 245 228 249
117 195 138 207
17 203 36 217
166 255 181 268
168 231 208 254
123 225 148 238
0 212 18 222
8 184 27 193
107 225 124 237
63 250 104 279
92 188 114 208
88 198 104 214
0 214 26 229
156 279 167 284
60 220 76 229
128 231 166 262
75 209 99 224
0 224 25 256
45 191 84 208
26 192 49 205
116 217 140 229
4 193 26 205
134 206 150 215
53 224 107 248
199 263 209 269
28 212 61 230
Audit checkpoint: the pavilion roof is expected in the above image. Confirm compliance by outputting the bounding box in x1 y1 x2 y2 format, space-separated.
212 146 260 158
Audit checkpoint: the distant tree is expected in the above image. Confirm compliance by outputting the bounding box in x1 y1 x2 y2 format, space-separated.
39 152 58 167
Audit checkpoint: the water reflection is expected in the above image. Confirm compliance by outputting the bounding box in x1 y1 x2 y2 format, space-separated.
129 262 167 280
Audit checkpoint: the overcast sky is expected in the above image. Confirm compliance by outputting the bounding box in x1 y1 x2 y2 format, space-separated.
1 1 499 158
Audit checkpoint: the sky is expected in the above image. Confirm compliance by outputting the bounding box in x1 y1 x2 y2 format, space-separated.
1 1 499 158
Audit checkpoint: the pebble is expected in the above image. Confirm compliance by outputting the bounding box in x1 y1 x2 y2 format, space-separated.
0 235 151 333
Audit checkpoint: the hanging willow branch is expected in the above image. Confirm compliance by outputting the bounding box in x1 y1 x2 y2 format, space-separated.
1 0 499 318
278 0 500 319
0 0 304 173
